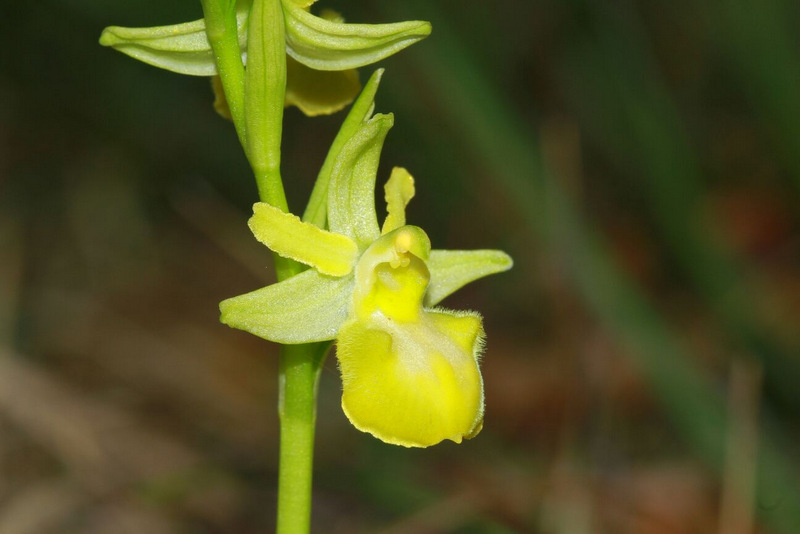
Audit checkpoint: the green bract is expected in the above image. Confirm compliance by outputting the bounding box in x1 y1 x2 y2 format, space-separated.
99 0 431 116
219 75 512 447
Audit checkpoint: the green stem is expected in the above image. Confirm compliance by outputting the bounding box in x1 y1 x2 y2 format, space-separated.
276 342 329 534
247 3 320 528
206 1 321 530
245 0 295 280
201 0 247 149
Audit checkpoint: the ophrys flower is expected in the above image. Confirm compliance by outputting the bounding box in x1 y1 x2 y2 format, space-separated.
220 73 512 447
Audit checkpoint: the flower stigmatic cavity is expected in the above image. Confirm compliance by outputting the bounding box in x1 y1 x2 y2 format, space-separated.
219 73 512 447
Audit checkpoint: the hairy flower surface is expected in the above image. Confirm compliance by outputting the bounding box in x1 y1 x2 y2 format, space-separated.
219 75 512 447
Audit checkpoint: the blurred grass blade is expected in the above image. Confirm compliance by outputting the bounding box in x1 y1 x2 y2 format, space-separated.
388 2 800 532
710 0 800 190
559 1 800 409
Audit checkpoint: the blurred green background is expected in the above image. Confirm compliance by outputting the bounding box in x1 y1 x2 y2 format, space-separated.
2 0 800 532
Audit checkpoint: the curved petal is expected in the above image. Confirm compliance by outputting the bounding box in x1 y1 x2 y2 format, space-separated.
282 0 431 71
220 269 353 343
327 113 393 247
285 56 361 116
337 308 485 448
381 167 415 235
248 202 358 276
425 249 513 306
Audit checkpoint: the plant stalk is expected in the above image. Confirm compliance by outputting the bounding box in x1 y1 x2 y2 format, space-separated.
276 342 327 534
208 0 324 530
200 0 248 149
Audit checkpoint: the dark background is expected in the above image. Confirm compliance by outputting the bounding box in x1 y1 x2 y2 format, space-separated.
2 0 800 532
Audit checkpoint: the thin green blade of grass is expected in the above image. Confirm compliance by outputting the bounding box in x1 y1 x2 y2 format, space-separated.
708 0 800 190
559 1 800 409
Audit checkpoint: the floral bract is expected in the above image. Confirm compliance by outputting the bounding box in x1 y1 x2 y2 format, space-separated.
219 73 512 447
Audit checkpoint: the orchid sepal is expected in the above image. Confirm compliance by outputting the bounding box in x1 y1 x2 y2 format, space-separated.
99 2 429 117
426 249 514 307
98 7 249 76
219 268 353 344
282 0 432 71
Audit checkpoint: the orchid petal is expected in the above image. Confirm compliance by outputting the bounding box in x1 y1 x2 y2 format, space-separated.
249 202 358 276
337 308 485 447
381 167 415 235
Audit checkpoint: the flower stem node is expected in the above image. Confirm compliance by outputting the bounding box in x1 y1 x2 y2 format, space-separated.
219 76 512 447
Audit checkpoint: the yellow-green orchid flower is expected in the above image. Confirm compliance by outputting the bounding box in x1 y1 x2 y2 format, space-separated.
99 0 430 116
219 77 512 447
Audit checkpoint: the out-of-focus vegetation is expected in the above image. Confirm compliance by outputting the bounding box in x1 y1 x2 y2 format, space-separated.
2 0 800 532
